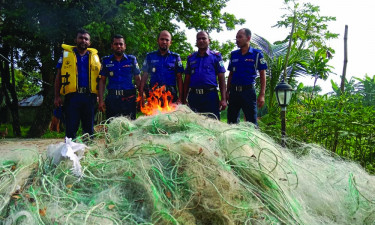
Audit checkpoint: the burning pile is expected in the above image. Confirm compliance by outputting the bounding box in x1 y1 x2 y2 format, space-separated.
137 85 177 116
1 106 375 224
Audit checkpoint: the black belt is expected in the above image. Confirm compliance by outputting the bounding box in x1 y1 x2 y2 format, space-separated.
231 84 255 92
190 87 217 94
151 85 176 92
108 89 136 96
77 87 90 93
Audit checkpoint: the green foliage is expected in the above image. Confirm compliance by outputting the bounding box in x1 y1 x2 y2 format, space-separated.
300 48 332 81
299 84 322 94
274 1 338 52
261 85 375 173
251 1 337 117
331 77 358 96
354 75 375 106
41 130 65 139
13 70 42 100
209 40 236 61
272 1 338 86
0 124 29 138
1 0 243 137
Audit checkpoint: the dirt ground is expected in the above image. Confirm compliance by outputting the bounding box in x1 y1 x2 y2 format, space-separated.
0 138 65 156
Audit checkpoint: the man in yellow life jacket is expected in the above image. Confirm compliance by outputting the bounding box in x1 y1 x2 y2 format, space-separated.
54 29 101 139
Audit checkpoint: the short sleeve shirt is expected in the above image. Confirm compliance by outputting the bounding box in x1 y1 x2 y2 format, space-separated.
228 47 267 85
185 49 226 88
100 54 140 90
56 49 90 88
142 50 184 87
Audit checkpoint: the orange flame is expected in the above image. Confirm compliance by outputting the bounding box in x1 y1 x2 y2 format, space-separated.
137 85 177 116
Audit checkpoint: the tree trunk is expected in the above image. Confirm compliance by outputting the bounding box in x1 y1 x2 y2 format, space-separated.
27 44 56 138
0 47 21 136
340 25 348 93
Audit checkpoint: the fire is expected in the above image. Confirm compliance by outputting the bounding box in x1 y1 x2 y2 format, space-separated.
137 85 177 116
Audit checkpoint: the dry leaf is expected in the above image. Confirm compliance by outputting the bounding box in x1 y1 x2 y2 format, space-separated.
11 195 21 199
166 191 172 198
66 184 73 189
11 165 16 171
198 148 203 155
39 207 47 216
108 204 115 210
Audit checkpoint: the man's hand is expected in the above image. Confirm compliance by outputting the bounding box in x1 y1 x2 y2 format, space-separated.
98 101 105 112
176 97 182 105
226 91 230 103
257 93 265 108
219 99 227 111
54 96 62 107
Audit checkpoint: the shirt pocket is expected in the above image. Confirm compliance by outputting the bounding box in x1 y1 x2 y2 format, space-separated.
189 64 198 75
106 66 116 77
240 60 256 74
204 64 214 73
151 62 161 74
167 63 175 71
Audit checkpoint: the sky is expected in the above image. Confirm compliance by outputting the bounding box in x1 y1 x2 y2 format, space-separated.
185 0 375 93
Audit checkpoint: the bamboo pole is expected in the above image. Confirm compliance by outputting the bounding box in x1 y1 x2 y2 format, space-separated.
340 25 348 93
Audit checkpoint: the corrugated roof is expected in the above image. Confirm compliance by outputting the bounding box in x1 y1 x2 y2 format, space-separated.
18 94 43 107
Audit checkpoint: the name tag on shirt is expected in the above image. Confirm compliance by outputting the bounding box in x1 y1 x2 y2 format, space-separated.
106 64 114 67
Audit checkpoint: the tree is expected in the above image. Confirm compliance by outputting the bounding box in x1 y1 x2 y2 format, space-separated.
1 0 244 137
251 0 338 115
354 75 375 106
300 48 333 99
273 0 338 83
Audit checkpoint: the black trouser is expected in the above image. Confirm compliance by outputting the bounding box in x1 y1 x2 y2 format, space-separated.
64 92 96 139
227 86 257 125
106 89 136 119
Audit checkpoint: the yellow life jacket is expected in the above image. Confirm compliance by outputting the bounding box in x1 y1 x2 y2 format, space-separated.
60 44 101 95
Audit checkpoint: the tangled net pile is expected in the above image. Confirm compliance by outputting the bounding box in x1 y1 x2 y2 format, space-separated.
1 106 375 224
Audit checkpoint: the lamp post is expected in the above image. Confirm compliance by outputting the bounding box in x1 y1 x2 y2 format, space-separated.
275 81 293 147
275 9 296 147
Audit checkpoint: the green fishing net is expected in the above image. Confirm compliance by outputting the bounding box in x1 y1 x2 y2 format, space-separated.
1 106 374 224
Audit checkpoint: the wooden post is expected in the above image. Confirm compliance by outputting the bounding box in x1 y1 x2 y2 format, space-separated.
340 25 348 93
281 108 286 147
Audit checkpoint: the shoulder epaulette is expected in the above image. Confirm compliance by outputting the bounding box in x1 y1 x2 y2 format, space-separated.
101 55 111 62
170 51 180 57
231 49 240 55
210 50 222 56
127 54 136 59
187 52 195 58
149 50 159 55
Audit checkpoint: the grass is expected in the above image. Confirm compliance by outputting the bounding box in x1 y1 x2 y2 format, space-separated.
0 124 30 138
1 108 247 138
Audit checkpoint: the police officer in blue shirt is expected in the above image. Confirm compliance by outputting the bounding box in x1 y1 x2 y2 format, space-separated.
54 29 101 139
140 30 184 104
183 31 227 120
226 28 267 125
98 34 141 119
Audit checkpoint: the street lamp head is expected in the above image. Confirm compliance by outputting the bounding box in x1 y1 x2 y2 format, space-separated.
275 81 294 107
